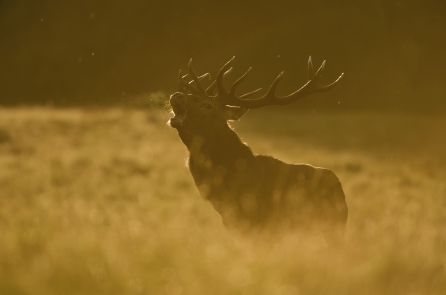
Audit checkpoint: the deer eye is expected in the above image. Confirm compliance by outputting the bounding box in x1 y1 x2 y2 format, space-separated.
202 102 213 110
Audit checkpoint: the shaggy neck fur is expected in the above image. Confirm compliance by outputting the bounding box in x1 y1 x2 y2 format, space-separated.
188 124 253 165
182 123 256 201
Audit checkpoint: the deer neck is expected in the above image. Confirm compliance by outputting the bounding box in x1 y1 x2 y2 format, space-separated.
188 124 254 173
187 125 258 222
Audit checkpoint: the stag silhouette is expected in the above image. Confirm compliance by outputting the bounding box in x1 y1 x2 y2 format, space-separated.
168 57 348 242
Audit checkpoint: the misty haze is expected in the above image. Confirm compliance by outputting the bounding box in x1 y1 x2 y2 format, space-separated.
1 1 445 295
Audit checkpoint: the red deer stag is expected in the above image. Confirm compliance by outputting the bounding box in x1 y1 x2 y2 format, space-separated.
168 56 348 242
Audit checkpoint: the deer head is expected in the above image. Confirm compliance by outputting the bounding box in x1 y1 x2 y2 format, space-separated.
168 57 343 145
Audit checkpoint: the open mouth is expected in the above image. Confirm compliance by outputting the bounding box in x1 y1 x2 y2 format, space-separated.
169 99 187 128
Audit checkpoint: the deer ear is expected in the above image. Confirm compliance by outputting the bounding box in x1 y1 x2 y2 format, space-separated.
224 106 249 121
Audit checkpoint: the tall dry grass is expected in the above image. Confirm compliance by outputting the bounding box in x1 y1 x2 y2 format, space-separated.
0 107 445 295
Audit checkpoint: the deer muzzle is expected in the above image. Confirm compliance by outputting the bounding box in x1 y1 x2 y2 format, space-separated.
169 92 187 128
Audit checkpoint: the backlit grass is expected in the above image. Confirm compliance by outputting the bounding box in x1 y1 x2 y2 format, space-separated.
0 107 445 295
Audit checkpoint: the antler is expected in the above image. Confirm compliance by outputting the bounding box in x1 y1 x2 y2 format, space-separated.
177 59 211 95
178 59 233 96
216 56 344 108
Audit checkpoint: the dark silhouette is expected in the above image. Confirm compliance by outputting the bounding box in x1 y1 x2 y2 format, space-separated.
168 57 348 242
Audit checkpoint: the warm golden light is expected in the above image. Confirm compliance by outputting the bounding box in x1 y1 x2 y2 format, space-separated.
0 1 445 294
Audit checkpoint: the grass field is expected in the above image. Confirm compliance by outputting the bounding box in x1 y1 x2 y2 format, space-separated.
0 106 445 295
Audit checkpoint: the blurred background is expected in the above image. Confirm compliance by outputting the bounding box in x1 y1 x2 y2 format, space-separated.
1 2 446 294
1 0 445 111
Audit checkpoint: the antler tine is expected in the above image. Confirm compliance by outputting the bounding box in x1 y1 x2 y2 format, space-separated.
230 67 252 95
265 71 285 98
206 83 216 96
188 73 211 85
188 59 207 96
309 60 325 85
206 67 233 96
178 71 187 93
239 88 263 99
308 56 314 80
178 70 200 94
216 56 236 96
317 72 344 92
216 57 343 109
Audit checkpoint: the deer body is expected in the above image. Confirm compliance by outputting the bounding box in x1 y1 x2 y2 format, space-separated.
169 57 348 241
